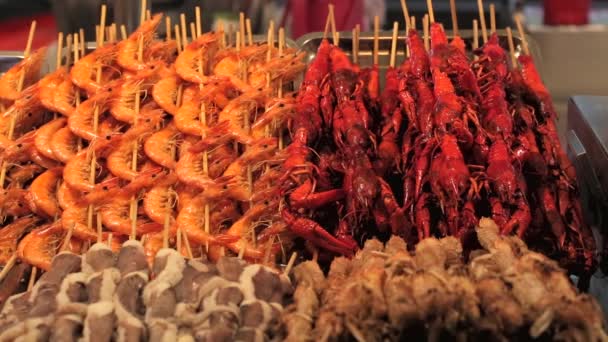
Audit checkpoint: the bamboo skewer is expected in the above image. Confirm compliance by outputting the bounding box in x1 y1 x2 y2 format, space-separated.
180 14 188 47
411 16 416 30
284 252 298 276
477 0 488 43
0 19 36 204
450 0 459 36
490 3 496 34
79 28 85 56
373 16 380 65
506 27 517 67
165 16 172 41
0 254 17 283
389 22 399 68
329 4 337 45
27 267 37 290
120 25 128 40
129 3 147 241
239 12 246 50
400 0 411 30
246 19 253 46
423 15 430 51
65 33 73 67
174 25 183 53
514 15 530 55
91 5 107 243
190 22 197 41
473 19 479 60
352 25 359 64
140 0 147 25
195 6 202 38
55 32 64 70
426 0 435 23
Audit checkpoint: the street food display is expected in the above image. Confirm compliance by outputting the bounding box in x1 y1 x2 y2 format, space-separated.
0 0 604 340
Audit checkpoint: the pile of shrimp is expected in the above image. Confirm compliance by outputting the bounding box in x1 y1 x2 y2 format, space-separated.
0 13 306 271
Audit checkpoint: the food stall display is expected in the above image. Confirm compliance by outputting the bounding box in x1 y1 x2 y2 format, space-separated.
0 0 604 340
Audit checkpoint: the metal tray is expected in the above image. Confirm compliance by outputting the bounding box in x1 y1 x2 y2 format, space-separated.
296 29 539 86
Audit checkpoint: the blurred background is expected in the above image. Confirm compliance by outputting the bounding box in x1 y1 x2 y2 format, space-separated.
0 1 605 122
0 0 597 49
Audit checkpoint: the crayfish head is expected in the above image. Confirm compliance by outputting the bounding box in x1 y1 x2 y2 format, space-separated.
345 125 372 152
352 167 380 211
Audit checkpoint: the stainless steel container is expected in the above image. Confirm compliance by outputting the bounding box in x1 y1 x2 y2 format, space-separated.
296 29 538 86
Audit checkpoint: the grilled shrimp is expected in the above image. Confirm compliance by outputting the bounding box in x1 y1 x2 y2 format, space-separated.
174 88 214 136
70 43 119 96
176 192 239 248
61 202 112 242
1 131 36 166
116 13 163 71
0 186 32 217
56 180 79 210
175 149 235 189
27 167 63 218
175 31 223 84
17 221 83 271
0 216 42 264
39 67 76 117
151 71 182 115
143 123 180 169
118 167 176 198
63 150 104 192
223 200 280 259
143 182 177 225
0 47 47 102
49 126 79 163
251 96 296 138
215 89 268 145
222 137 278 201
109 63 163 123
99 194 163 237
34 117 67 161
68 86 114 141
249 52 307 89
105 111 164 180
6 162 44 186
0 89 49 142
144 40 178 66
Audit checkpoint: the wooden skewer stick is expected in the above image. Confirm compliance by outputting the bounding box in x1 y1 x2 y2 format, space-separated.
120 25 128 40
0 254 17 283
174 25 183 52
61 223 75 252
423 14 430 52
27 267 37 290
65 33 73 67
55 32 64 70
239 12 246 50
389 22 399 68
190 22 197 41
140 0 147 25
329 4 337 44
180 13 188 47
400 0 411 31
246 18 253 46
477 0 488 43
514 15 529 55
323 7 332 39
450 0 459 36
79 28 85 56
506 27 517 67
16 21 36 94
165 16 172 41
146 10 151 21
284 252 298 276
352 25 359 64
472 19 479 59
490 3 496 34
411 16 416 30
373 16 379 65
426 0 435 23
0 19 36 189
181 230 193 259
195 6 202 38
129 31 145 241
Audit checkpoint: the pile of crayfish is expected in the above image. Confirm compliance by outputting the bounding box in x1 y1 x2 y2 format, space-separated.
279 24 597 283
0 13 306 271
